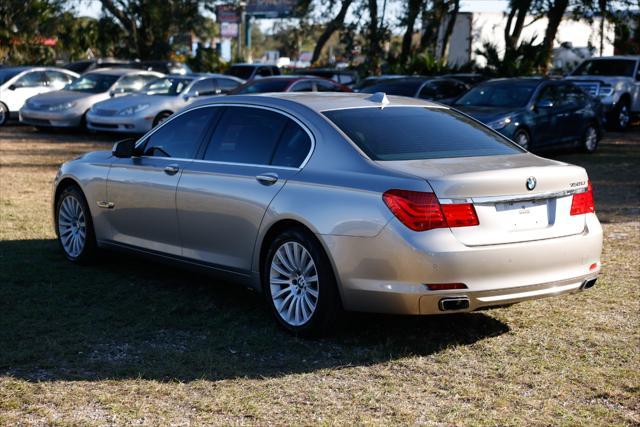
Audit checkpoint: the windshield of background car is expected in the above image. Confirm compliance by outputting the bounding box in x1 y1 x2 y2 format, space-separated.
65 73 119 93
361 80 422 97
0 69 24 85
234 79 291 94
572 59 636 77
323 106 524 160
143 77 193 95
227 65 254 80
454 82 536 108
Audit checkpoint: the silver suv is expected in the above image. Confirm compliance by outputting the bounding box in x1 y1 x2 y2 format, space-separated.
567 55 640 130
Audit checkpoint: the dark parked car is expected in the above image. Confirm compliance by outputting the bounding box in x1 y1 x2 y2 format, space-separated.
294 68 359 88
64 58 134 74
361 76 469 105
453 78 603 152
441 73 488 87
353 75 406 92
226 63 281 81
230 75 351 94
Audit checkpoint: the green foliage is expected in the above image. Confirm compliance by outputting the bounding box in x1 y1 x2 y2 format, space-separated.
386 49 469 76
475 38 545 77
186 44 227 73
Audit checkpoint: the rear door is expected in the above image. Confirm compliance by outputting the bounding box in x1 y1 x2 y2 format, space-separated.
106 107 217 255
177 105 313 270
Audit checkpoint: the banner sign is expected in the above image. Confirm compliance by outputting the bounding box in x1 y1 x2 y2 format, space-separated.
216 4 240 23
220 22 239 38
246 0 299 18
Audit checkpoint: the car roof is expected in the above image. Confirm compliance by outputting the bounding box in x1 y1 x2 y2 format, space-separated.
85 68 160 76
197 92 443 113
482 77 547 85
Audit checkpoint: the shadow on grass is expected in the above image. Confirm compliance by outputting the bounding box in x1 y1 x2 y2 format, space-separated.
0 239 509 382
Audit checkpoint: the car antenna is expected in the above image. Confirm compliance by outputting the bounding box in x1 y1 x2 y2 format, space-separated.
366 92 389 108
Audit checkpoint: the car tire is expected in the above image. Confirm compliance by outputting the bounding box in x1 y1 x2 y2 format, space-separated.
611 99 631 131
153 111 172 127
0 102 8 126
513 129 531 150
262 227 340 337
581 123 599 153
55 185 97 264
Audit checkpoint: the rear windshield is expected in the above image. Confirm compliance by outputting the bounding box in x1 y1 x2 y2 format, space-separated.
454 82 536 108
323 107 523 160
572 59 636 77
233 79 291 94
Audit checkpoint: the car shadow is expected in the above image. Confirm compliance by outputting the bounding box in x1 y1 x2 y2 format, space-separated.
0 239 509 382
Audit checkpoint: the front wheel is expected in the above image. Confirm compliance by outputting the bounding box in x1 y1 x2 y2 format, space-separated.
56 186 96 263
0 102 8 126
581 124 599 153
513 129 531 150
263 228 340 337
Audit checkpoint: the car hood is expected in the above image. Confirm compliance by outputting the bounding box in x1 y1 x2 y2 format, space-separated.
93 93 171 110
30 89 103 104
452 106 520 123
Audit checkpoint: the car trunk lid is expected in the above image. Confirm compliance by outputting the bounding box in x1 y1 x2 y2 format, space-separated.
378 154 589 246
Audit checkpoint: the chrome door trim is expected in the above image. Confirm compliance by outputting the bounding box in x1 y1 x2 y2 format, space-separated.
134 102 317 170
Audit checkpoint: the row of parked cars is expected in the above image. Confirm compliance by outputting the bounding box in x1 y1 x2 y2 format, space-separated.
1 55 638 154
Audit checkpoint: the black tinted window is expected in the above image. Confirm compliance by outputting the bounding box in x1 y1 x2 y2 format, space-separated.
290 80 314 92
324 107 523 160
362 80 422 97
572 59 636 77
234 79 291 94
271 121 312 167
143 107 215 158
316 80 341 92
216 78 240 92
190 79 216 96
455 82 536 108
203 107 288 165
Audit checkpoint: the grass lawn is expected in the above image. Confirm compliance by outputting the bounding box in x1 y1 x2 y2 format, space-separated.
0 124 638 425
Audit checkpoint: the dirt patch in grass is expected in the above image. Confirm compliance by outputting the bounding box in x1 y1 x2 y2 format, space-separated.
1 124 638 425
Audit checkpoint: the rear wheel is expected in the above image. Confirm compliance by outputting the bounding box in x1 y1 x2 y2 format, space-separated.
263 228 340 337
0 102 8 126
611 99 630 131
514 129 531 150
582 124 599 153
56 185 96 263
153 111 172 127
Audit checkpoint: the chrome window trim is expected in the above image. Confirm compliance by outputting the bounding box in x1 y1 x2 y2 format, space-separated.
133 102 316 170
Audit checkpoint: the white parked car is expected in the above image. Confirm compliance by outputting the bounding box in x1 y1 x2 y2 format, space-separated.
0 67 78 126
19 68 162 129
86 74 243 133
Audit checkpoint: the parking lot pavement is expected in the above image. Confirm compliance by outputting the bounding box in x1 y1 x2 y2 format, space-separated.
0 123 638 425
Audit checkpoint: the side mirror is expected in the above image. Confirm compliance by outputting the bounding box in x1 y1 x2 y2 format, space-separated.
112 138 137 158
182 94 190 102
8 84 16 91
535 99 554 109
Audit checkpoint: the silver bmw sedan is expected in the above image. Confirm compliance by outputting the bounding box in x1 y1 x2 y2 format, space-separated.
52 93 602 336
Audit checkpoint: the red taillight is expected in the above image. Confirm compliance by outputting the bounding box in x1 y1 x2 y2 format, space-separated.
426 283 468 291
382 189 479 231
570 181 595 216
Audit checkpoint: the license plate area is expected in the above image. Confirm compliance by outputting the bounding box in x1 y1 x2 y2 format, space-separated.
495 199 550 231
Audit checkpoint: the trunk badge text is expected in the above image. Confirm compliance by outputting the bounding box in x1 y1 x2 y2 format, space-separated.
526 176 537 191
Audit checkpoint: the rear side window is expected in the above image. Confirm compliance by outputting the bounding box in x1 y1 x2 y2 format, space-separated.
203 107 289 165
142 107 216 158
323 107 523 160
271 121 312 167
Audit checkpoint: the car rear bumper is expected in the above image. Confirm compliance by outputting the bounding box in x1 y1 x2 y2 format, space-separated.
19 108 83 128
86 113 152 133
321 213 602 315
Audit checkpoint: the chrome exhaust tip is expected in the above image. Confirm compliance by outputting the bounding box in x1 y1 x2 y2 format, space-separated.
581 278 597 290
439 297 470 311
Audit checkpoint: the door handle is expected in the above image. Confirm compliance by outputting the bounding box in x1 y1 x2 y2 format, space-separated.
164 164 179 175
256 173 278 185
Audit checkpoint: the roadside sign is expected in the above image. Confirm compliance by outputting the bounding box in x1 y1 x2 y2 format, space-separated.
216 4 240 23
246 0 300 18
221 22 239 38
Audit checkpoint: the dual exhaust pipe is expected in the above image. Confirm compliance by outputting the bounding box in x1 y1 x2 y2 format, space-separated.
438 278 597 312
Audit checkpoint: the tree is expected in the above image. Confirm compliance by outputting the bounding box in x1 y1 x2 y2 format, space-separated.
540 0 570 71
98 0 205 60
399 0 423 66
439 0 459 61
504 0 535 51
311 0 354 64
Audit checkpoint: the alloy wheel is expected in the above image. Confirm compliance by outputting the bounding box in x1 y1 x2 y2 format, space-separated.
0 104 7 125
584 126 598 152
618 104 630 129
269 241 319 327
58 195 87 258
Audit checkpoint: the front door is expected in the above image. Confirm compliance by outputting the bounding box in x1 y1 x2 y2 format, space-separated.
6 71 48 112
106 107 216 255
177 106 313 271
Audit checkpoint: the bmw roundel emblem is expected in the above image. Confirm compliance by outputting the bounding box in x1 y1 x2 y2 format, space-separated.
526 176 537 191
